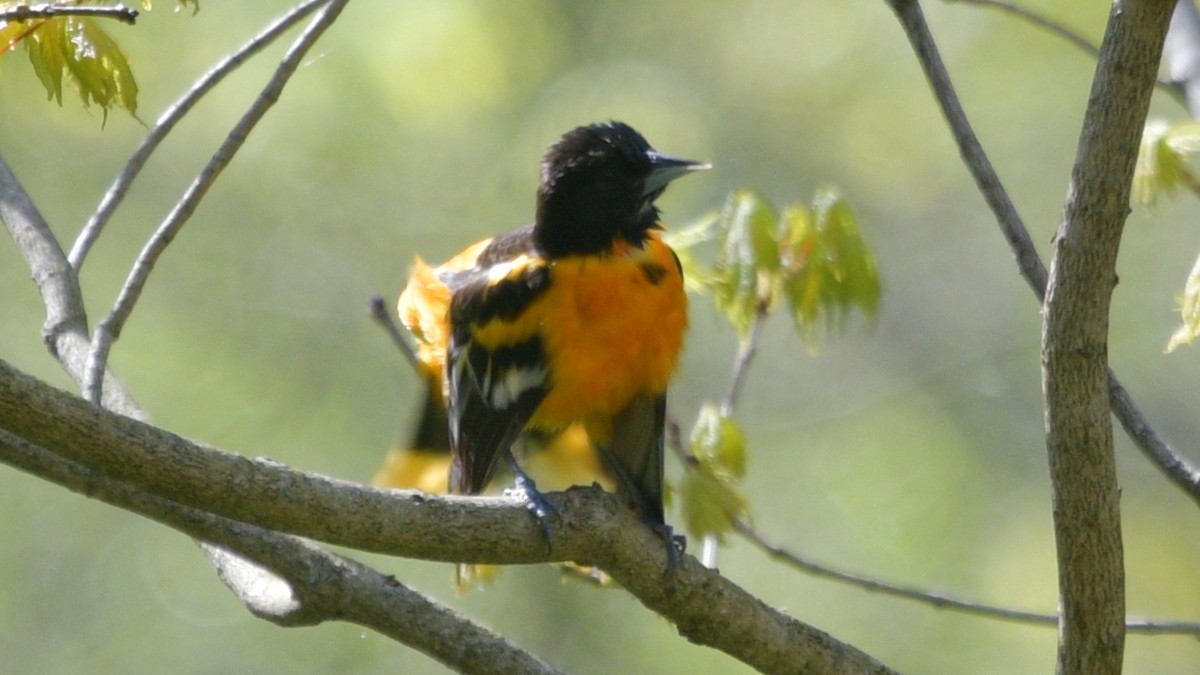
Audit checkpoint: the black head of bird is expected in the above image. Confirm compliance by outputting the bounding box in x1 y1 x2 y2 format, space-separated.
534 121 709 258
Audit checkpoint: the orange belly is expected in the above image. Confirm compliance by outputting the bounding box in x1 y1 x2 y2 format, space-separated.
528 236 686 433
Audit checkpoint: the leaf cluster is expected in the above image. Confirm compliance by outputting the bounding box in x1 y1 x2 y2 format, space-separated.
668 188 881 542
1133 120 1200 352
675 188 881 345
0 1 199 120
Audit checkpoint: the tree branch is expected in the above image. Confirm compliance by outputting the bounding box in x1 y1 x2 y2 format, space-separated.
946 0 1186 104
1043 2 1175 673
1 2 571 667
0 426 563 675
734 518 1200 636
889 0 1200 509
0 357 897 674
0 152 144 418
83 0 350 404
68 0 330 269
0 3 138 24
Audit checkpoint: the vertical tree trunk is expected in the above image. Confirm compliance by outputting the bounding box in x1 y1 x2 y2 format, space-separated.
1043 1 1175 673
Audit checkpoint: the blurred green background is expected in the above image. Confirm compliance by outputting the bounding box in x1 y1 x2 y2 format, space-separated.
3 1 1200 672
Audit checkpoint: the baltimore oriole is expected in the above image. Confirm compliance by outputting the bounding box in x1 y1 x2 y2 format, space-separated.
396 121 707 559
375 252 611 498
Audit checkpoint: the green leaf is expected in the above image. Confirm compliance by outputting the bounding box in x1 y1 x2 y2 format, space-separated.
664 212 719 295
680 404 749 541
679 465 747 543
781 188 880 344
19 16 138 119
689 403 747 478
663 210 718 251
1166 250 1200 353
0 19 36 58
712 190 780 336
1134 119 1200 208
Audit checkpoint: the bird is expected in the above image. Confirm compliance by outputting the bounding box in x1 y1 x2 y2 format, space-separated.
398 121 708 563
377 252 611 498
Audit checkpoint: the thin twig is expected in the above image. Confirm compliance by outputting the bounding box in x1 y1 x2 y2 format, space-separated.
891 0 1048 300
83 0 347 404
891 0 1200 507
669 409 1200 636
695 302 769 568
0 3 138 24
369 295 420 368
947 0 1095 54
719 303 768 416
946 0 1186 105
733 519 1200 636
68 0 329 269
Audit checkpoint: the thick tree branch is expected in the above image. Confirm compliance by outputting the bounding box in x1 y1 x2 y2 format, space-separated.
83 0 350 404
890 0 1200 508
0 153 144 418
0 427 562 675
1 2 569 667
1043 2 1174 674
0 358 897 674
4 148 562 670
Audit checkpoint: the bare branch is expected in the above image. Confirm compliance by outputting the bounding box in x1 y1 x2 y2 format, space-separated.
946 0 1186 105
0 357 898 674
369 295 420 368
83 0 350 404
719 302 768 417
1043 2 1175 673
733 518 1200 636
0 152 143 418
889 0 1047 300
2 3 565 668
6 138 561 675
0 427 563 675
889 0 1200 509
673 407 1200 637
69 0 330 269
0 3 138 24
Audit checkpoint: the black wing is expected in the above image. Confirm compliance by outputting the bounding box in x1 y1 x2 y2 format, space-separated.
445 258 553 495
410 369 451 453
601 393 667 526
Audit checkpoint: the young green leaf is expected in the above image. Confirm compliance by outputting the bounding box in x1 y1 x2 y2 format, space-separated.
1134 119 1200 208
0 19 37 57
689 403 747 478
1166 250 1200 353
10 16 138 118
712 190 780 336
780 188 880 343
679 465 747 543
680 404 749 541
664 212 718 295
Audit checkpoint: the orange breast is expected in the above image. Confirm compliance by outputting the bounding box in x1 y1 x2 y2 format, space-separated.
529 234 687 432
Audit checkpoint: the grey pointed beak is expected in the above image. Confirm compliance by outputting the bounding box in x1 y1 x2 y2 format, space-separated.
643 151 711 196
